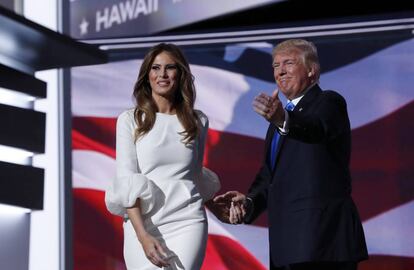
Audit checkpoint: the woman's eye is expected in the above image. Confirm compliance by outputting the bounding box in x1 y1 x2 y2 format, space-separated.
151 66 160 70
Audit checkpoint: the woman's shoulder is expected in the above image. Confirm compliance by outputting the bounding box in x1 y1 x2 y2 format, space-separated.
195 109 209 127
117 108 136 126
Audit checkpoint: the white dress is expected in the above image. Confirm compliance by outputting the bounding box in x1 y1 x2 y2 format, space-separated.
105 109 220 270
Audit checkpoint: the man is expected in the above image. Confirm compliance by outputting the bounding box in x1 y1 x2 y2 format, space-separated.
214 39 368 270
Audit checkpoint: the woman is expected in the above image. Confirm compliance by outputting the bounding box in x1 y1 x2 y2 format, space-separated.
105 43 221 269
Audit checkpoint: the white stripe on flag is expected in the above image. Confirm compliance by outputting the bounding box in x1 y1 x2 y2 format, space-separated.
322 38 414 129
72 150 114 191
363 199 414 257
207 210 270 267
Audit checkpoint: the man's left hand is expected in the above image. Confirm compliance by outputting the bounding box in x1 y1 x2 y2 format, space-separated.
253 89 284 126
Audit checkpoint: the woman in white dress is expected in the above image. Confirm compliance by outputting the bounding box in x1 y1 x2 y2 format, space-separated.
105 43 221 270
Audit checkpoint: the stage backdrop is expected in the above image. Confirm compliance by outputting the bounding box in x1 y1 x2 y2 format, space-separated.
71 27 414 269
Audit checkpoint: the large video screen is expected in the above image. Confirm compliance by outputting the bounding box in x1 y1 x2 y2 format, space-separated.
71 17 414 270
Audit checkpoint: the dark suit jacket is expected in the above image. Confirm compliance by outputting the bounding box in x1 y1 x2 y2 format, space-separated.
245 84 368 267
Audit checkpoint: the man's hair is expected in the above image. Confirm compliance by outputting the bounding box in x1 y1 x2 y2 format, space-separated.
273 39 320 80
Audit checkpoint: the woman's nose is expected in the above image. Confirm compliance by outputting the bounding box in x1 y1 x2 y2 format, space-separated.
159 68 168 77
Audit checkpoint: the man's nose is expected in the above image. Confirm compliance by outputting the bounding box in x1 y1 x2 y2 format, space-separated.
277 65 286 75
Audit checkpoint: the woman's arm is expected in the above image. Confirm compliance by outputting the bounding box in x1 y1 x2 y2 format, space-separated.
127 199 169 268
106 110 168 267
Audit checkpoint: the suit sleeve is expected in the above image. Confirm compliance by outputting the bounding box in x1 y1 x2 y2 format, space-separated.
287 91 350 143
244 125 273 223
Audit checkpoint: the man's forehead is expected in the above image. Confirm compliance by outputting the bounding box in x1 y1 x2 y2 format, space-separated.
273 50 300 62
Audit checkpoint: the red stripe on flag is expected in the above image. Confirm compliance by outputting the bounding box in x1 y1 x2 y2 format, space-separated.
73 188 124 270
359 255 414 270
205 129 268 227
73 130 115 158
351 101 414 221
73 116 116 150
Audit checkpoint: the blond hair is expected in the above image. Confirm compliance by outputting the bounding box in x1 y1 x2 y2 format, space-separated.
273 39 320 80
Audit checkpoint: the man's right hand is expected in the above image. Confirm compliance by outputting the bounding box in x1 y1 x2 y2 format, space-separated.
212 191 248 224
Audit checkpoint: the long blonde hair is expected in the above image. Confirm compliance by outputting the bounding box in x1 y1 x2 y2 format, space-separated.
133 43 199 144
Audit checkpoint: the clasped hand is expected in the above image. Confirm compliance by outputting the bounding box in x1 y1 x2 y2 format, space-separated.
208 191 247 224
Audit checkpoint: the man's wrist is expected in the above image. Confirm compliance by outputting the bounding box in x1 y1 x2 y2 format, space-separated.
244 197 254 213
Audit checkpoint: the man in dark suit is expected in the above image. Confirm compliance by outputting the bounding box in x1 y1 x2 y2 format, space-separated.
213 39 368 270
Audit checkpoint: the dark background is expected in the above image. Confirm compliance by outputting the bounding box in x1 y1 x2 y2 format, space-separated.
166 0 414 34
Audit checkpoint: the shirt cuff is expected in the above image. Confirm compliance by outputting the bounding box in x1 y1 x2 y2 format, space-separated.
277 109 290 135
243 196 254 223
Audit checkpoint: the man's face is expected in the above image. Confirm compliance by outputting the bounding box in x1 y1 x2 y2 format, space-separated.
273 49 313 100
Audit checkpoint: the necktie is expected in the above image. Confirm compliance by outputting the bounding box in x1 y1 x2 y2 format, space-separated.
269 101 295 169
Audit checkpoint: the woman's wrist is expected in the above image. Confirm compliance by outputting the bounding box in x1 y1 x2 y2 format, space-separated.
136 229 150 243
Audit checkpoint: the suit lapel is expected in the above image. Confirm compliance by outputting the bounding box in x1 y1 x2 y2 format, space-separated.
271 84 322 175
293 84 321 113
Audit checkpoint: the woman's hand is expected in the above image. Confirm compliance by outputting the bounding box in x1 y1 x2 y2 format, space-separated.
139 233 170 268
210 191 247 224
230 201 246 224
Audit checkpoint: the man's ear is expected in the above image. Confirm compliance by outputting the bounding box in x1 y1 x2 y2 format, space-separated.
307 67 315 77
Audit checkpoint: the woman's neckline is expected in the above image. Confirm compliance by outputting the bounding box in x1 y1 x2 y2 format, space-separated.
156 112 177 116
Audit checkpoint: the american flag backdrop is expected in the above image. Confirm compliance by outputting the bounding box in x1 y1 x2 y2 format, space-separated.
71 31 414 269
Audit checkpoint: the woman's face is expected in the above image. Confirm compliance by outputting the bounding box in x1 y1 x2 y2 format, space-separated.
148 51 179 100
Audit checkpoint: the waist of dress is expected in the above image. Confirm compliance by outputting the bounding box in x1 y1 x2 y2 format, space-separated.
144 203 207 233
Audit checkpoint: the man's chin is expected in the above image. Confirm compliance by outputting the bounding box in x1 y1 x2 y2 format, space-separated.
276 87 290 97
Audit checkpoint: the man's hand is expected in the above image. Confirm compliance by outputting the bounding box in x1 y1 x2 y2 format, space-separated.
253 89 284 126
210 191 247 224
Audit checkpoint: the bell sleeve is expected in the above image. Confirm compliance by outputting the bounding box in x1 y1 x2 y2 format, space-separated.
105 110 156 217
